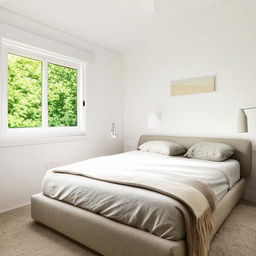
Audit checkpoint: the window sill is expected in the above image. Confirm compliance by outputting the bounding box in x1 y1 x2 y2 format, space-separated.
0 132 87 148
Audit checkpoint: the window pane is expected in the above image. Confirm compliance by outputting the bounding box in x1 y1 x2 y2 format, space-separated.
48 63 78 127
8 54 42 128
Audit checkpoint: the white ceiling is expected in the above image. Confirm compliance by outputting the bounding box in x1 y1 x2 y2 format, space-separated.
0 0 234 52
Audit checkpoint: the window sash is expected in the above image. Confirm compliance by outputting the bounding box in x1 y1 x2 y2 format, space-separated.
0 39 86 137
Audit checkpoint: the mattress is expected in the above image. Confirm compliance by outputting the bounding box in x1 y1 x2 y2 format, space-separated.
42 151 240 241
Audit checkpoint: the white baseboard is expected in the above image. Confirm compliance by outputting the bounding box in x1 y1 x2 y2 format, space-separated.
0 202 30 214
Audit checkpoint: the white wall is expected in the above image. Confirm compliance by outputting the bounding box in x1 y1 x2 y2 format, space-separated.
0 12 124 212
2 0 256 212
124 0 256 202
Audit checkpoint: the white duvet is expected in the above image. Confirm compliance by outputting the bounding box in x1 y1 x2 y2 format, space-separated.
42 151 240 240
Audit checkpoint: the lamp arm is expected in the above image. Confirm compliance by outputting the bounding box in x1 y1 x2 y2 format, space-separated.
243 107 256 110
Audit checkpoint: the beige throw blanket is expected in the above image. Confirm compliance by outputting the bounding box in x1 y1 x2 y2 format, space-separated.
50 157 216 256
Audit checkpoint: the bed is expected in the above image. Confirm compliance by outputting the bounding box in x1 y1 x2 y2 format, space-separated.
31 135 252 256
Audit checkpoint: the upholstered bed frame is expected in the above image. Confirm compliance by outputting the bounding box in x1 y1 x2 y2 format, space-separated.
31 135 252 256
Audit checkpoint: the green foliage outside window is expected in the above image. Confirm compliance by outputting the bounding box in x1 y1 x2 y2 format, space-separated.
8 53 78 128
48 63 77 127
8 54 42 128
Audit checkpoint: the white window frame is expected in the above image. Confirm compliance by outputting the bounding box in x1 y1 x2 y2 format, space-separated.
0 38 86 140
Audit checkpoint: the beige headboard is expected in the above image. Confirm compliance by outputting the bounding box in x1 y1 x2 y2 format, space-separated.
138 135 252 178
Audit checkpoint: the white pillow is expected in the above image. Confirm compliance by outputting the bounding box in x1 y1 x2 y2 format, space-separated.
184 142 235 162
138 140 187 156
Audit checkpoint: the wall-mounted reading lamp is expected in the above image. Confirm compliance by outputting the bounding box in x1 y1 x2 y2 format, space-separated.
110 122 117 139
147 113 162 129
237 107 256 133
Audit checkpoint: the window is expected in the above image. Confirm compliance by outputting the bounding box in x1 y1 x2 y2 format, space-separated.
8 54 42 128
48 63 78 127
0 39 86 138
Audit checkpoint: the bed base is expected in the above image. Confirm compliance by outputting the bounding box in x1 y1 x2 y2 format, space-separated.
31 178 245 256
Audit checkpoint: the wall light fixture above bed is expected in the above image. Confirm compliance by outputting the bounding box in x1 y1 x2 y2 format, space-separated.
110 122 117 139
147 113 162 129
237 107 256 133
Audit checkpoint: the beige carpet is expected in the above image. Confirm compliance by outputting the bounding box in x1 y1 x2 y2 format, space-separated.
0 205 99 256
209 201 256 256
0 201 255 256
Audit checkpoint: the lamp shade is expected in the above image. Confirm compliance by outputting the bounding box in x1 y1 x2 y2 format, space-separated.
147 113 161 129
237 108 248 133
